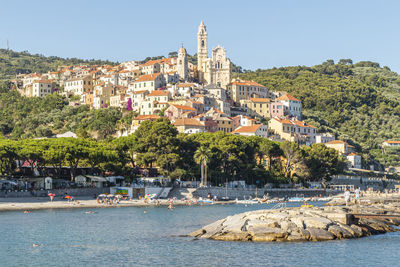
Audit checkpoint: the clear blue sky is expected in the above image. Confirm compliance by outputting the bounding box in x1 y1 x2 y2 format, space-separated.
1 0 399 72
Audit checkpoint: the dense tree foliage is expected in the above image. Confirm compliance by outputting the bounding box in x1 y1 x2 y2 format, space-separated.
0 120 344 186
239 60 400 167
0 49 115 84
0 91 122 139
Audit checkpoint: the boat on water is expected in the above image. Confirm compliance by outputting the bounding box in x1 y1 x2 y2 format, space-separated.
198 197 214 204
235 197 259 204
288 197 305 202
315 196 333 202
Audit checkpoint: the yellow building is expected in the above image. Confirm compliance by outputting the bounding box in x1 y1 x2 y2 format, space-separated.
325 140 350 154
227 79 269 103
172 118 205 134
240 97 271 118
64 75 92 96
269 117 316 145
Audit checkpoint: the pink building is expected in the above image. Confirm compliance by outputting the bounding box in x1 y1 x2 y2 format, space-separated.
270 102 285 117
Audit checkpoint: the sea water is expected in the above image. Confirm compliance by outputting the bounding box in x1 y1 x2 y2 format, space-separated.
1 202 399 267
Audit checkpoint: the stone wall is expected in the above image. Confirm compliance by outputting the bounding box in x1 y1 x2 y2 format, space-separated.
0 187 110 198
183 187 335 199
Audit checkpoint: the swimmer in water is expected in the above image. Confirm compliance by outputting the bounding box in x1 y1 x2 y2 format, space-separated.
32 243 39 247
85 211 95 214
24 210 30 214
168 203 174 210
144 210 147 214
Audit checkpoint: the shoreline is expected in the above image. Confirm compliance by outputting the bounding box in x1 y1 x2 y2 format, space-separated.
0 198 235 212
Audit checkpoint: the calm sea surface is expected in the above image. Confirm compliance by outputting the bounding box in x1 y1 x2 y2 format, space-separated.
1 202 399 267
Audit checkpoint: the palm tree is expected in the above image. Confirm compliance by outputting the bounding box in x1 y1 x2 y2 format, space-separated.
194 146 211 187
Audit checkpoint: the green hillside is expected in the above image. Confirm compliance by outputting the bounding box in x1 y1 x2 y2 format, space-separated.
238 60 400 167
0 49 115 87
0 49 122 139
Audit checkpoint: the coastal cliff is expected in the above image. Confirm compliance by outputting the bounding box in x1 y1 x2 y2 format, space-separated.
189 201 400 242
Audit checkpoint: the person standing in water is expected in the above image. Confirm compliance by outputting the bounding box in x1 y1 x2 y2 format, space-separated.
344 188 351 206
355 187 361 204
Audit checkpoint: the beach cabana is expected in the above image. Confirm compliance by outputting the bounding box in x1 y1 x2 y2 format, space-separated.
86 175 107 188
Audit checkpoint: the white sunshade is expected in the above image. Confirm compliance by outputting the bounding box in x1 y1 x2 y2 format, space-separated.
86 175 107 182
0 180 18 185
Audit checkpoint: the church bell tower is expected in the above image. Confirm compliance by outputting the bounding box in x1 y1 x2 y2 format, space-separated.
197 21 208 82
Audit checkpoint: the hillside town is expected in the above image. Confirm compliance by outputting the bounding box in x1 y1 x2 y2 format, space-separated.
10 22 365 170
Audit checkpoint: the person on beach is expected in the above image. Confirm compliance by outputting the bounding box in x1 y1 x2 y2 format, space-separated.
355 187 361 204
344 188 351 206
168 203 174 210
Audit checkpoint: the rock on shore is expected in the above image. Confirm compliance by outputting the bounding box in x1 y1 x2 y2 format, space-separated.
189 203 400 242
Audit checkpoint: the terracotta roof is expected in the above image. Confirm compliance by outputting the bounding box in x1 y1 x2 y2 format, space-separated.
231 80 265 88
186 99 203 105
250 97 270 103
147 90 169 97
177 83 195 88
133 115 161 121
232 125 262 133
173 118 204 127
347 153 358 156
141 60 160 66
135 73 161 82
33 80 52 84
385 140 400 144
215 109 226 115
133 90 148 95
141 58 173 66
276 94 301 102
272 117 315 128
171 104 196 111
325 140 347 145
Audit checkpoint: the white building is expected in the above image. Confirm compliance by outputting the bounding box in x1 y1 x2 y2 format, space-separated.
133 73 165 92
232 124 269 138
32 80 54 97
347 153 362 169
315 133 335 144
276 94 302 120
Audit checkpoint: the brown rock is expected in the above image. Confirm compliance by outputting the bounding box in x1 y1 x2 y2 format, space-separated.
303 217 332 230
248 226 287 242
328 225 354 239
307 227 335 241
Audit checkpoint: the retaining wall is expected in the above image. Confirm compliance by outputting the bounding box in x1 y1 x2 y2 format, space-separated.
186 188 336 199
0 187 110 198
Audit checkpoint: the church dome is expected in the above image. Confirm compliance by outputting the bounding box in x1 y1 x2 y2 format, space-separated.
179 46 187 54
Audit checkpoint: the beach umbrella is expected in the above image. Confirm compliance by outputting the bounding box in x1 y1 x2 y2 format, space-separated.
65 195 73 199
48 193 56 202
107 194 115 198
115 195 123 199
98 194 107 197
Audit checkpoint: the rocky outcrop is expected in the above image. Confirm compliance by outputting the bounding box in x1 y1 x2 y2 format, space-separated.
189 202 400 242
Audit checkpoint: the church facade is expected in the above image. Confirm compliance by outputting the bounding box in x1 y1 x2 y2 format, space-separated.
197 21 232 89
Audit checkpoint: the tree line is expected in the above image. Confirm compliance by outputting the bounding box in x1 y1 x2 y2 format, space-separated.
0 119 345 187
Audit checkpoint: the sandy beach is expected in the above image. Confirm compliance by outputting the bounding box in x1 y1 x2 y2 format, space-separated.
0 197 234 212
